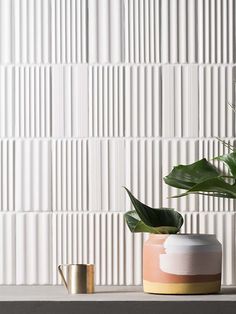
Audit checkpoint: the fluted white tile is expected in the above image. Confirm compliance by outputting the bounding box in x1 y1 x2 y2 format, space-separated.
0 0 12 63
0 0 235 63
0 0 125 63
0 66 51 138
15 140 51 212
0 212 235 285
0 138 234 213
0 213 51 285
124 0 236 63
51 65 89 138
0 140 15 212
52 139 125 212
89 64 200 138
88 139 125 211
0 64 235 139
87 0 124 63
124 139 162 210
1 0 88 63
51 139 89 211
1 0 236 289
199 65 236 138
52 212 144 285
0 214 16 284
162 65 199 137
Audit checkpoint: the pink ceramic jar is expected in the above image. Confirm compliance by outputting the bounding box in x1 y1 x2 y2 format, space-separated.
143 234 222 294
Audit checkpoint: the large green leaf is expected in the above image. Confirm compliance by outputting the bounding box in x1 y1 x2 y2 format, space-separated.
124 187 183 231
124 210 179 234
172 177 236 199
164 159 220 190
164 156 236 199
215 152 236 178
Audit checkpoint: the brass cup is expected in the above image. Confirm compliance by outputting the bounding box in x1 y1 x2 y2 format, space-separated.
58 264 95 294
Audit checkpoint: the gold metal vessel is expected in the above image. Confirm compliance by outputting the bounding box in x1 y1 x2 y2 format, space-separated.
58 264 95 294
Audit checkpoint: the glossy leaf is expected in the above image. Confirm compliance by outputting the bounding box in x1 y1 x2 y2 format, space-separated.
124 210 179 234
124 187 183 232
172 177 236 199
164 159 220 190
164 156 236 199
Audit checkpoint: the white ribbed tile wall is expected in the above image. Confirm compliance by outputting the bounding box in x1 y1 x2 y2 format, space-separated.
1 64 236 138
89 63 235 138
89 64 199 137
89 65 126 137
0 65 51 138
1 0 236 63
51 65 89 137
0 213 51 285
51 212 139 285
162 65 199 137
0 65 89 138
51 139 88 212
1 0 235 287
51 139 126 212
0 140 15 212
15 140 51 212
89 64 162 137
125 139 162 209
88 139 125 212
0 138 236 212
0 139 51 212
199 65 236 138
0 212 235 285
124 0 236 63
0 0 88 63
87 0 124 63
0 0 123 64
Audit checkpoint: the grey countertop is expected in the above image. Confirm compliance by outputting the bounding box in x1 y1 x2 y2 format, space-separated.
0 285 235 301
0 286 235 314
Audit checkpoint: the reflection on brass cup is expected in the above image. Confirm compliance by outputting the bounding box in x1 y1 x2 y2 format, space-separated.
58 264 94 294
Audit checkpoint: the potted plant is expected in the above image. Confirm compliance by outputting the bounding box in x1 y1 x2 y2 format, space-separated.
124 187 222 294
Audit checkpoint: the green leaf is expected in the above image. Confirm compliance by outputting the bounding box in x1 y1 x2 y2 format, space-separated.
183 177 236 198
124 187 183 232
164 159 221 190
215 152 236 178
170 177 236 199
124 210 179 234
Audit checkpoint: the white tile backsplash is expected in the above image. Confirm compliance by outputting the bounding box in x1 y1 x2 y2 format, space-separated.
0 0 235 286
0 212 235 285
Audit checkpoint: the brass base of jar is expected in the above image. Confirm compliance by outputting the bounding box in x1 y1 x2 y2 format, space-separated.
143 280 221 295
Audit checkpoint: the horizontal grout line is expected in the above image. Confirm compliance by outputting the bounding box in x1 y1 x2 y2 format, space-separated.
0 137 234 140
1 63 236 66
0 211 235 214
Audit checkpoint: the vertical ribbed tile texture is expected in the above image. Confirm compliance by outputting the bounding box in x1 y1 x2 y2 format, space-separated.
0 0 235 63
0 0 235 286
124 0 236 63
0 64 236 138
1 138 235 213
0 212 235 285
51 65 89 137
